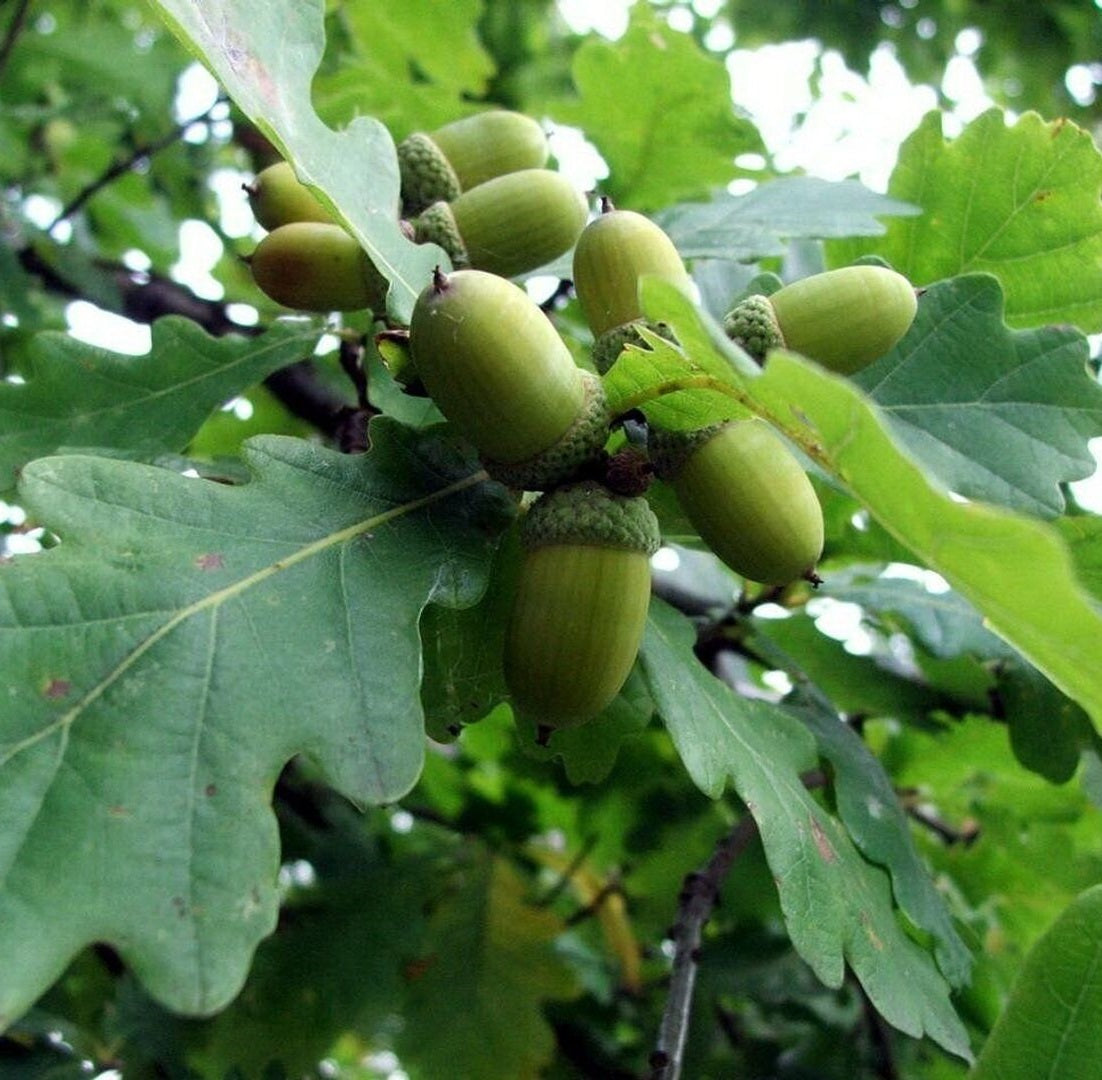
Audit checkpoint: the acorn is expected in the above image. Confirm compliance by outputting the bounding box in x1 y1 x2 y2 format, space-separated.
245 161 333 231
652 420 824 586
249 222 387 312
504 480 660 734
722 265 917 374
409 268 609 489
398 110 549 216
412 169 588 279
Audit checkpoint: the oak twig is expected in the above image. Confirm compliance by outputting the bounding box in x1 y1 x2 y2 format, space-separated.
0 0 32 81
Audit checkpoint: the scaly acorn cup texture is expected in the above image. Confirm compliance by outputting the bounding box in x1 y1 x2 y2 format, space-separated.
408 269 609 487
652 420 824 586
723 265 918 374
245 161 333 231
412 169 589 279
249 222 388 312
397 111 548 216
504 481 660 733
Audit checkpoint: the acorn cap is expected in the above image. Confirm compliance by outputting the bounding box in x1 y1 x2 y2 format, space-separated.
520 480 660 555
397 132 462 217
483 371 610 491
429 111 549 192
592 319 678 375
412 201 468 267
250 222 387 312
246 161 333 230
409 268 588 463
722 294 784 363
573 209 693 337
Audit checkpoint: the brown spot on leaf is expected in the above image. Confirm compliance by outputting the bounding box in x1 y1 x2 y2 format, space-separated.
108 804 129 818
43 678 71 699
1033 190 1053 203
403 954 437 982
205 783 218 797
194 553 224 571
810 816 837 863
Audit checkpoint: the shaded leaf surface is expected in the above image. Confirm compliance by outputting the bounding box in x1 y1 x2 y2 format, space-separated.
0 318 322 491
971 885 1102 1080
396 848 579 1080
639 600 972 1059
830 109 1102 331
855 275 1102 518
149 0 441 322
658 177 919 263
0 422 511 1025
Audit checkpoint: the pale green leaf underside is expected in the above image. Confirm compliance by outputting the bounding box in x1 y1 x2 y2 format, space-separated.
148 0 441 323
971 884 1102 1080
0 318 322 491
622 280 1102 734
830 109 1102 332
640 601 972 1060
0 423 510 1026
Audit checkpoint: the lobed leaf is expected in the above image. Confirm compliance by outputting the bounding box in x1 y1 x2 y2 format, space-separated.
148 0 442 323
0 318 322 492
640 600 972 1060
0 422 512 1026
855 275 1102 518
829 109 1102 332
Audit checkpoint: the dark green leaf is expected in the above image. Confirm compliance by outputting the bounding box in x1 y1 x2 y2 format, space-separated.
855 275 1102 518
0 422 511 1024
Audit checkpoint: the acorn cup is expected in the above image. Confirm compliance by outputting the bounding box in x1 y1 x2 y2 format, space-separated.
651 420 824 586
412 169 588 279
722 265 918 375
504 480 660 739
572 205 694 373
408 268 610 489
249 222 388 312
398 110 549 216
245 161 333 231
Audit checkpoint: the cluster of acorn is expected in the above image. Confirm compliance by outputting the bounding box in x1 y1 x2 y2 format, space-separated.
243 111 918 743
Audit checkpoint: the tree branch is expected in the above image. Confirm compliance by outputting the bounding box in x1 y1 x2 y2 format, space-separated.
48 99 226 230
0 0 32 82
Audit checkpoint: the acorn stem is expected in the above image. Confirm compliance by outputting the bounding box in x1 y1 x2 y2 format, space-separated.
600 195 615 214
431 265 449 294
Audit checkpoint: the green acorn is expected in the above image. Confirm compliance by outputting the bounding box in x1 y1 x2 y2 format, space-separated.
413 169 588 279
398 111 549 216
409 268 609 488
505 480 660 735
652 420 824 586
245 161 333 231
723 265 917 374
250 222 387 312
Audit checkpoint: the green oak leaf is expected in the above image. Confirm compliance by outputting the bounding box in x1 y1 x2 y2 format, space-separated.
657 177 919 263
543 7 762 211
395 848 579 1079
626 279 1102 735
829 109 1102 332
0 317 322 492
148 0 442 323
314 0 493 138
1058 515 1102 603
0 421 512 1026
854 275 1102 518
971 884 1102 1080
640 600 972 1060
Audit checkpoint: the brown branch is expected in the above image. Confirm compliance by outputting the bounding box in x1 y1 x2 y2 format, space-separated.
48 98 226 229
0 0 32 81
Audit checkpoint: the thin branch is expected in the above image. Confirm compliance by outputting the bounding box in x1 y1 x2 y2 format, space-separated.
649 815 758 1080
48 98 225 229
0 0 32 81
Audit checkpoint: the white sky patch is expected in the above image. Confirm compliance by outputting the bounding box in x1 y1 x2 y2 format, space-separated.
557 0 632 39
546 123 608 193
66 301 151 355
209 166 260 238
171 220 225 301
881 562 951 593
175 62 220 122
651 546 681 572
